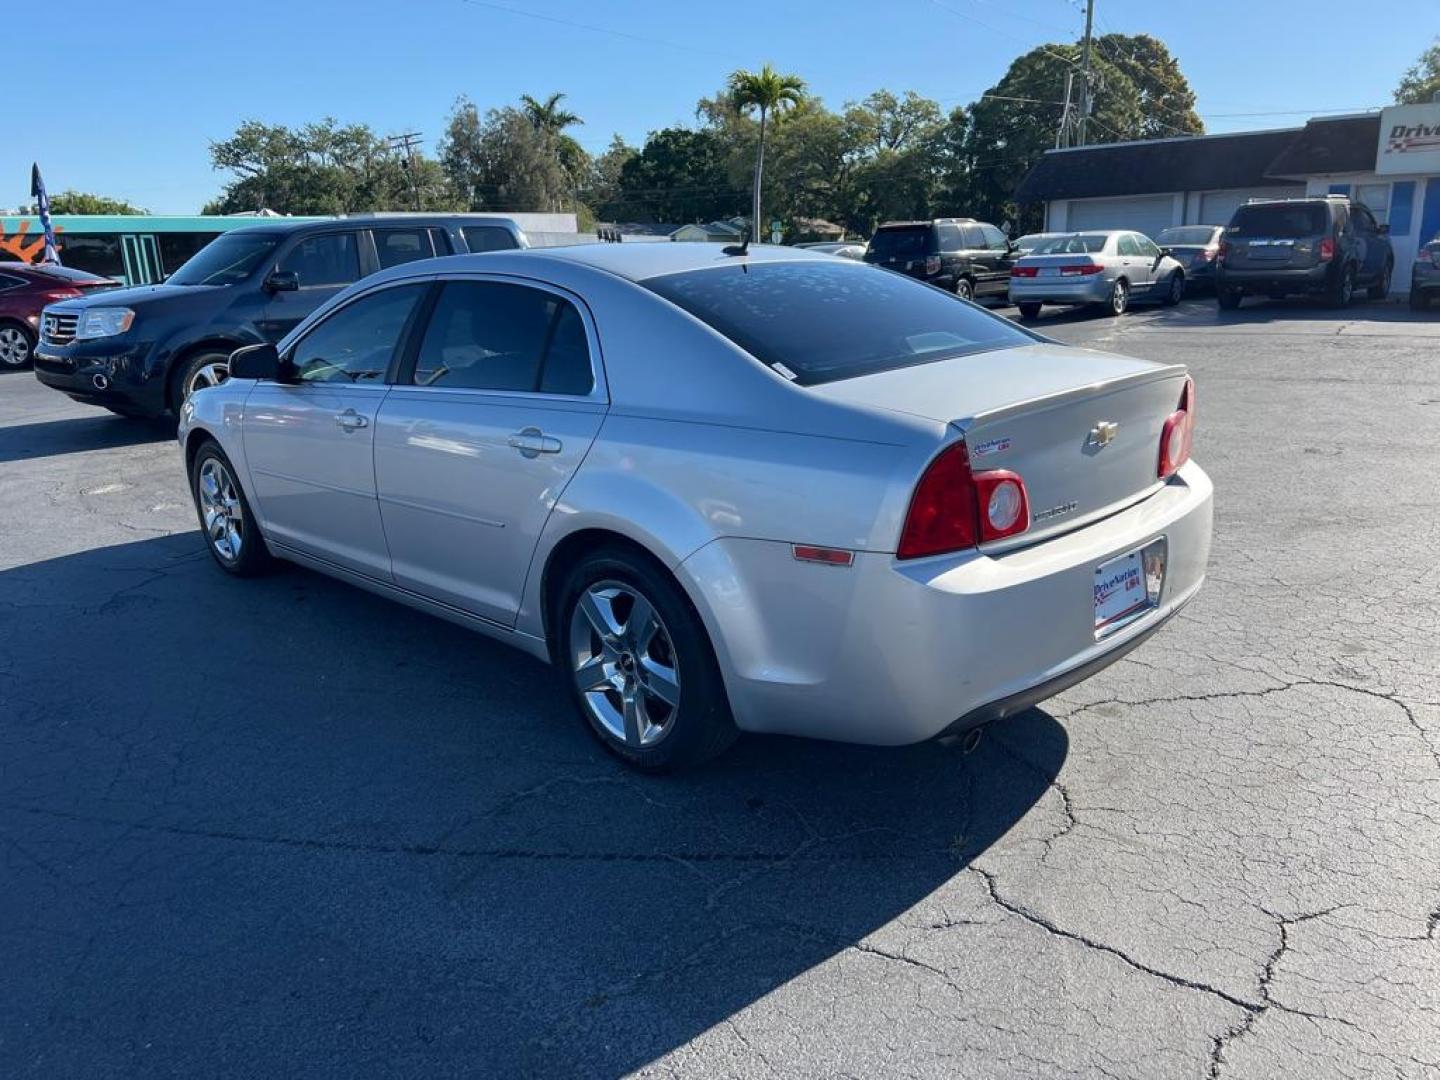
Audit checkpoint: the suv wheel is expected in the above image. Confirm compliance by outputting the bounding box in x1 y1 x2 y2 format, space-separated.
560 547 737 771
0 322 35 368
954 277 975 302
1106 278 1130 316
1367 261 1392 302
1217 288 1243 311
174 350 232 411
1326 264 1356 308
1411 290 1430 312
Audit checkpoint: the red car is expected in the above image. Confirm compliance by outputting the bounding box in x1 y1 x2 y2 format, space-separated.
0 262 118 369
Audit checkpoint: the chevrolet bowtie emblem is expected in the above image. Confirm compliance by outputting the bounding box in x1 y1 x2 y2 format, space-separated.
1089 421 1119 447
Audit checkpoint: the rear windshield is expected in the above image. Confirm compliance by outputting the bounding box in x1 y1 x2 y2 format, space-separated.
168 234 280 286
1156 227 1217 246
1033 234 1108 255
1227 204 1327 238
28 264 113 284
1014 234 1050 251
868 226 931 258
642 261 1032 386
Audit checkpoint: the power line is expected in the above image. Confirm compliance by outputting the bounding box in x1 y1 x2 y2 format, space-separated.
456 0 738 60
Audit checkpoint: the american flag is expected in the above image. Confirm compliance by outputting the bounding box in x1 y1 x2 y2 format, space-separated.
30 163 61 265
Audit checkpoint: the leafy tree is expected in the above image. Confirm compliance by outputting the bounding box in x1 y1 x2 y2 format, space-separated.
844 90 943 155
1396 38 1440 104
1094 34 1202 139
38 191 147 215
728 64 806 240
611 127 735 222
439 98 572 212
579 135 639 219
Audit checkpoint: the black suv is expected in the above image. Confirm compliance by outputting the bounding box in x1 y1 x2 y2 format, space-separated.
34 215 526 419
1216 196 1393 310
864 218 1017 301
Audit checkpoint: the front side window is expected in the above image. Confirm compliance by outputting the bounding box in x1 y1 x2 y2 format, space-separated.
461 225 518 253
642 261 1032 386
288 284 425 384
412 280 591 393
374 229 435 269
168 234 279 286
279 232 360 288
1134 235 1161 258
980 224 1009 250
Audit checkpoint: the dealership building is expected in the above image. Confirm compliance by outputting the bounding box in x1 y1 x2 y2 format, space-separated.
1015 102 1440 293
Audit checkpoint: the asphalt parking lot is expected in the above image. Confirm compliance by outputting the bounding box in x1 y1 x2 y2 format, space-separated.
2 296 1437 1078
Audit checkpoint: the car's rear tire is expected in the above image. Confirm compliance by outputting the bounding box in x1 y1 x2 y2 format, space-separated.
1367 261 1392 301
1162 271 1185 306
954 277 975 302
189 440 273 577
1217 287 1243 311
558 546 737 772
1106 278 1130 315
1017 302 1042 320
0 321 35 369
1412 290 1431 312
1326 264 1356 308
171 350 232 413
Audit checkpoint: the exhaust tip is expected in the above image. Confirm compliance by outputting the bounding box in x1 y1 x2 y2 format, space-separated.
961 728 984 755
91 374 110 391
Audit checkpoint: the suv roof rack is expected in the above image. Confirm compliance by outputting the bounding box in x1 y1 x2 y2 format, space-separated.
1243 194 1346 205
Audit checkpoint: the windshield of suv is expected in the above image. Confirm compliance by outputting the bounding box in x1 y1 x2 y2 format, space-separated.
167 234 280 286
643 261 1031 386
1032 234 1108 255
1157 227 1218 246
1227 204 1327 239
868 226 931 258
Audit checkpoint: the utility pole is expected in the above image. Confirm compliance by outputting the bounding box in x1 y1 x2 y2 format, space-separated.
1056 71 1075 149
1077 0 1095 146
388 132 423 212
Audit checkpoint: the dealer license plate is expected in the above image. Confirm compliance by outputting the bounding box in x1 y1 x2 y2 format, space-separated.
1094 539 1166 637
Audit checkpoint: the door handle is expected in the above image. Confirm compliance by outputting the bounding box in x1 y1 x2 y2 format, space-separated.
508 428 562 457
335 408 368 431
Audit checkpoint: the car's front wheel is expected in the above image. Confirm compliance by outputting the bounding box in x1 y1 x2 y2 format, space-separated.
1217 287 1243 311
1326 264 1356 308
560 547 736 771
190 441 273 577
0 321 35 369
1368 261 1392 301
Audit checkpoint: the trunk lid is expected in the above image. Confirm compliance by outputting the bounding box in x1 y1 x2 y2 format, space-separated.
1013 252 1103 279
811 342 1187 547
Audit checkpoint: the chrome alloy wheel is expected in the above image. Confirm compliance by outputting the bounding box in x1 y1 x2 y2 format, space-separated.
197 458 244 562
569 580 681 748
185 360 229 398
0 326 31 367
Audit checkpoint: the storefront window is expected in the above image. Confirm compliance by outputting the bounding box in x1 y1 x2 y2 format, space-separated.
55 233 125 279
1355 183 1390 225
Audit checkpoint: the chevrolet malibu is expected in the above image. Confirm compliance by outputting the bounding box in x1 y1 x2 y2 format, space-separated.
179 243 1212 770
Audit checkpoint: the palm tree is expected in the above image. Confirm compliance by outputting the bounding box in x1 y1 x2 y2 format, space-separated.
727 64 805 244
520 92 586 181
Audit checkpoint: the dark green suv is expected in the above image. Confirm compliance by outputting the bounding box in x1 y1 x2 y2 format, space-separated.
863 218 1017 301
1216 196 1393 310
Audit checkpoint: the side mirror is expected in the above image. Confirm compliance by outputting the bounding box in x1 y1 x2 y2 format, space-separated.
1158 247 1172 258
1377 223 1390 235
229 342 285 381
264 270 299 293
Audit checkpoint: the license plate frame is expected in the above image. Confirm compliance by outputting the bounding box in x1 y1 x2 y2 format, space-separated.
1093 538 1166 639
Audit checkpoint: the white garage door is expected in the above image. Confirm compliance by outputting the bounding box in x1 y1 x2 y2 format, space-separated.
1066 195 1175 239
1197 188 1305 227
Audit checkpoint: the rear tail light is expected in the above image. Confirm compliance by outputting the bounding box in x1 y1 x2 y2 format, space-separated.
1195 249 1217 263
1158 376 1196 479
1217 240 1230 262
1419 247 1434 264
1010 265 1038 278
1318 236 1335 262
925 255 941 276
1059 263 1103 276
897 442 1030 559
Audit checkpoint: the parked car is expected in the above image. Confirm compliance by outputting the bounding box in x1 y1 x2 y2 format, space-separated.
1215 196 1393 310
1154 225 1225 291
1008 231 1186 318
0 263 118 369
1409 237 1439 311
180 243 1212 771
864 218 1017 301
1014 232 1061 256
794 241 867 260
33 215 527 419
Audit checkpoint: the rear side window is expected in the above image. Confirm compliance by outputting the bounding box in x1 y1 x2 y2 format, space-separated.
374 228 436 269
280 232 360 287
961 225 985 249
461 225 518 253
869 227 930 258
935 224 963 250
1227 204 1327 238
412 280 592 394
642 261 1032 386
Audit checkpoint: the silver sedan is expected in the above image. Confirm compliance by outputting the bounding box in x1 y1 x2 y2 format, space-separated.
180 243 1212 770
1008 230 1187 318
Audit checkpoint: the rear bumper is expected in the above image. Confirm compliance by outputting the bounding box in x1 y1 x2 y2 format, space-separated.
1008 275 1111 305
33 339 167 415
1218 263 1332 294
679 461 1213 746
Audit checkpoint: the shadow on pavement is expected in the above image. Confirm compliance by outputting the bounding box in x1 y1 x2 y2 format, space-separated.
0 413 170 465
1 534 1066 1077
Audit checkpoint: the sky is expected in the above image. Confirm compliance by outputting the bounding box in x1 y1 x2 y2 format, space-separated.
15 0 1426 213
